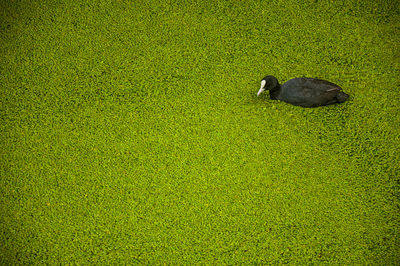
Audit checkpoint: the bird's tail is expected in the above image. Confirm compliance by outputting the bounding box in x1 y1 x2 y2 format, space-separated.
337 92 349 103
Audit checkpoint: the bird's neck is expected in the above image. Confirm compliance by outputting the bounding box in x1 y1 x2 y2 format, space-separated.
269 85 281 100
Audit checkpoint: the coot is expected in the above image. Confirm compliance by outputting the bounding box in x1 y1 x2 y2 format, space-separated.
257 75 349 107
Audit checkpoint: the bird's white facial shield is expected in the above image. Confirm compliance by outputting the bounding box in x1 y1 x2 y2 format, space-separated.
257 80 266 96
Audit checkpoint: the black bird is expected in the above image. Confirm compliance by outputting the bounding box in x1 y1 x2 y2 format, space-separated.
257 76 349 107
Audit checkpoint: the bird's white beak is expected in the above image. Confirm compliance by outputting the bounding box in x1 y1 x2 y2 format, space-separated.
257 80 266 96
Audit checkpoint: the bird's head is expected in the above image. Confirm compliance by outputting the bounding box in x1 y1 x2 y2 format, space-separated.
257 75 279 96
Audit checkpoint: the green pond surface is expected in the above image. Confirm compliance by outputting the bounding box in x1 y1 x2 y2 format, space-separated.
1 0 399 264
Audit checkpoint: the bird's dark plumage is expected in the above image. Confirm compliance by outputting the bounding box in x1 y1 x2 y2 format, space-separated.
258 76 349 108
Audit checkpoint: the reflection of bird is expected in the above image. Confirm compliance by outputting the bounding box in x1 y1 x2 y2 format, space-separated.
257 76 349 108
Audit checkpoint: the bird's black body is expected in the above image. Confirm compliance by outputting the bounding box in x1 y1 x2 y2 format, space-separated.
258 76 349 108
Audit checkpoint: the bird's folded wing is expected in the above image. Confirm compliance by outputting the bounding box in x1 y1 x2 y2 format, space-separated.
325 87 341 92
